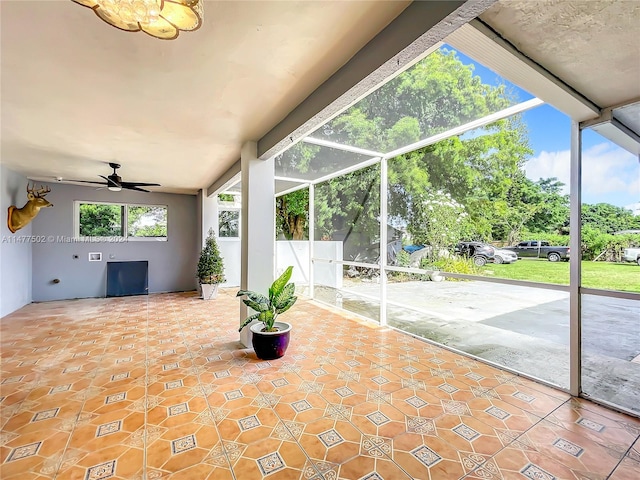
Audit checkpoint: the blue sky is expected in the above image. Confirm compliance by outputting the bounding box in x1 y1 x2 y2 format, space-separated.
452 46 640 211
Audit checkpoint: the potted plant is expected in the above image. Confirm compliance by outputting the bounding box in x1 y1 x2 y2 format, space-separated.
197 228 225 300
237 266 297 360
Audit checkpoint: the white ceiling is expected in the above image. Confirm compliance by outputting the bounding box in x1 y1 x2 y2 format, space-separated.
479 0 640 113
0 0 410 194
3 1 638 196
446 0 640 155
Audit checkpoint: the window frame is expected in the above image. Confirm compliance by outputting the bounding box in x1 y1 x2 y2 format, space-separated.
74 200 168 241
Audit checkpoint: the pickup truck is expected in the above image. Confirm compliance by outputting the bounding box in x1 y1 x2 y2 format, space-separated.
503 240 570 262
623 247 640 266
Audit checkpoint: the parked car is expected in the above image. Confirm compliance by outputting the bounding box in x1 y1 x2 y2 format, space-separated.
455 241 496 266
494 248 519 264
503 240 570 262
623 247 640 266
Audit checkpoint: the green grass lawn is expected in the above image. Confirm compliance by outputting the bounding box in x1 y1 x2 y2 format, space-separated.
482 259 640 293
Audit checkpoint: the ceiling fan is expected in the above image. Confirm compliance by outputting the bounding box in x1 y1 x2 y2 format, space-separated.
69 163 160 192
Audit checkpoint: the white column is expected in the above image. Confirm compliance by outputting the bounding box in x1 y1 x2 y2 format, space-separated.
569 121 582 396
239 141 275 347
200 188 218 247
308 183 315 298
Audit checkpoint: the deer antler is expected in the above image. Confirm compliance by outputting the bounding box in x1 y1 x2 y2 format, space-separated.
37 185 51 197
27 183 51 197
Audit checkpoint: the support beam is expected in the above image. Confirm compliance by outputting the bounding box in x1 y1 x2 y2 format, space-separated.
446 21 600 121
207 160 241 197
303 137 385 158
258 0 498 160
273 98 542 188
239 142 276 347
580 104 640 156
569 120 582 397
385 98 544 160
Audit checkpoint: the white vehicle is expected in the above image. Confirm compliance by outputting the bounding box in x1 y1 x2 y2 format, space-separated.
623 247 640 266
494 248 519 264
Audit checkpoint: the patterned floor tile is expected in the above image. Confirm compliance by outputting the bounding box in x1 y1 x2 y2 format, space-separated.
0 292 637 480
544 402 639 455
96 420 122 438
5 441 42 462
85 459 116 480
490 444 594 480
515 419 625 476
609 456 640 480
256 451 286 475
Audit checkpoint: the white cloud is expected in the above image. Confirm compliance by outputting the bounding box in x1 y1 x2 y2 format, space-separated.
525 143 639 204
525 150 571 194
625 202 640 216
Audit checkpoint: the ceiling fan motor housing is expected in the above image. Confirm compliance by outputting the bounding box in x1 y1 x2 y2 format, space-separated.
108 174 122 185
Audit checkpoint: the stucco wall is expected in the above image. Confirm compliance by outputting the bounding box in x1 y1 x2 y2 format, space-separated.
0 166 33 316
31 182 198 301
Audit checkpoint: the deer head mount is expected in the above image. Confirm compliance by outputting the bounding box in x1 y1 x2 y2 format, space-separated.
7 183 53 233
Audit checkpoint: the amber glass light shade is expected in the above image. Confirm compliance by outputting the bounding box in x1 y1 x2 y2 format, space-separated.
72 0 203 40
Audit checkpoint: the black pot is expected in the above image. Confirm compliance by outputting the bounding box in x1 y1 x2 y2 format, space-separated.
250 321 291 360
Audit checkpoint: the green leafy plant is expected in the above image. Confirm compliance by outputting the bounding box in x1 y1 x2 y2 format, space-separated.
237 266 298 332
197 228 225 284
428 256 479 279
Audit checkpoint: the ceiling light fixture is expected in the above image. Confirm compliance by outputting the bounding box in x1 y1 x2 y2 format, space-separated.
72 0 203 40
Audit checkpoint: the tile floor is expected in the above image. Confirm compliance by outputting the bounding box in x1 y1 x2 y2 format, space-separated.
1 290 639 480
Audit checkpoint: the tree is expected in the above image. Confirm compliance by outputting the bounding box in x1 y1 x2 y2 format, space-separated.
79 203 123 236
581 203 640 234
197 229 225 284
486 175 569 244
276 188 309 240
409 190 472 257
525 178 569 235
276 48 537 250
128 206 167 237
389 115 534 243
314 165 380 260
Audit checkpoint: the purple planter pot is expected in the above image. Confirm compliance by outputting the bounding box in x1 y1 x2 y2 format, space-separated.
250 321 291 360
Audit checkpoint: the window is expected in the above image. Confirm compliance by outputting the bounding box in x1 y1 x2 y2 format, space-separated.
217 193 240 238
127 205 167 238
219 210 239 237
76 202 167 240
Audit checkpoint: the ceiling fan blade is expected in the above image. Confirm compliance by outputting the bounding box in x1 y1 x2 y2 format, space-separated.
121 181 161 187
123 185 151 192
66 179 109 186
99 175 121 187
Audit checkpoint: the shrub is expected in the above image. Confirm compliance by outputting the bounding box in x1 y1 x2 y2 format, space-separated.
582 227 639 261
396 249 411 267
518 231 569 246
420 256 479 280
197 228 225 284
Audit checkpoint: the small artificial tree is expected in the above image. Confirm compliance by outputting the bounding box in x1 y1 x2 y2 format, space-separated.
197 228 225 285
